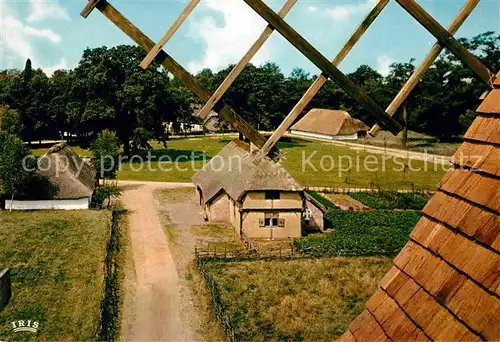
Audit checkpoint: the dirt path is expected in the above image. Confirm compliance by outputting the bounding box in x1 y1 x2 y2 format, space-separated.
119 181 196 341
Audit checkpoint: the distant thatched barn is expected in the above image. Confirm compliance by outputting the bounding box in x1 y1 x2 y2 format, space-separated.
290 109 369 140
6 143 96 210
193 139 306 239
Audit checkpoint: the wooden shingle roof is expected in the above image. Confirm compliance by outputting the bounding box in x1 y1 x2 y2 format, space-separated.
339 80 500 341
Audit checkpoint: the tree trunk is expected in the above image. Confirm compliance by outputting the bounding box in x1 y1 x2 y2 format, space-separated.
402 104 408 149
10 193 14 212
123 136 130 157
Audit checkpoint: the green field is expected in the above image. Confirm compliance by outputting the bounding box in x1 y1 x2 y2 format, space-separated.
201 257 390 341
29 136 447 189
119 137 446 189
0 210 111 340
294 210 421 257
31 145 92 157
355 130 461 156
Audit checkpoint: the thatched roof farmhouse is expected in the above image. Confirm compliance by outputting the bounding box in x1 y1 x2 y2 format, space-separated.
193 139 307 239
290 109 369 141
6 143 96 210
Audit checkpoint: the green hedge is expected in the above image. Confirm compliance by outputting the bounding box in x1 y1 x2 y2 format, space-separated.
350 192 428 210
293 210 421 257
305 190 337 209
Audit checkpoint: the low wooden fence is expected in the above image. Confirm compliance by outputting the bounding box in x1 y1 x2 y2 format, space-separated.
0 268 11 310
306 186 434 194
195 245 302 261
196 258 237 342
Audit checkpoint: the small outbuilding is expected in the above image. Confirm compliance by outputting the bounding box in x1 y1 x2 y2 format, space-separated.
290 109 369 141
193 139 305 239
5 143 96 210
304 192 329 232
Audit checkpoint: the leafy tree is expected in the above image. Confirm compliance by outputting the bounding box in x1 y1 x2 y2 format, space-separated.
0 106 23 137
131 127 153 153
90 129 120 181
23 59 33 83
385 60 416 147
8 62 53 143
0 132 36 207
0 31 497 146
74 45 185 154
0 71 20 105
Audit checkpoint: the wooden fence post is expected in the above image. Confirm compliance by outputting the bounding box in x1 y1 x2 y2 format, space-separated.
0 269 11 310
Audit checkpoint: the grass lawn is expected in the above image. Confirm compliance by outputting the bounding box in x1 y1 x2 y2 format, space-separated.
117 137 229 183
354 130 461 156
280 139 446 189
31 145 92 157
30 136 447 189
119 137 446 189
0 210 111 341
202 257 390 341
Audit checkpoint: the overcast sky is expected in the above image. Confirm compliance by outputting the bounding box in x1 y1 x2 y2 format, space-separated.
1 0 499 77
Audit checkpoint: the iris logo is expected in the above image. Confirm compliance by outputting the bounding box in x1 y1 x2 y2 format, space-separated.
11 320 39 333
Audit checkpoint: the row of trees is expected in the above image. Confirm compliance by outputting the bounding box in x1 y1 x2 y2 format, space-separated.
197 31 498 140
0 31 498 149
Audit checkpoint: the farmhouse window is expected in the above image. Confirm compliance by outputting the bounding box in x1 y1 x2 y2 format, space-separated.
265 191 280 200
261 212 280 227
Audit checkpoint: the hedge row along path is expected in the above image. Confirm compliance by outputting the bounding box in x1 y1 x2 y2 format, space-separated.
119 180 195 341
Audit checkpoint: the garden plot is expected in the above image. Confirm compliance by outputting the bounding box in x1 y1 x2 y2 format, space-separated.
200 257 390 341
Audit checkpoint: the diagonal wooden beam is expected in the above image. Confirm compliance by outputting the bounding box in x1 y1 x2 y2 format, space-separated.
80 0 278 158
370 0 480 137
396 0 495 86
80 0 102 18
197 0 297 123
242 0 402 135
140 0 200 70
258 0 389 157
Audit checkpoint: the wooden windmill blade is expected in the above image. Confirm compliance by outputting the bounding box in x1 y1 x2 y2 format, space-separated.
369 0 481 137
140 0 201 70
258 0 390 157
396 0 495 85
196 0 298 123
242 0 403 135
80 0 279 158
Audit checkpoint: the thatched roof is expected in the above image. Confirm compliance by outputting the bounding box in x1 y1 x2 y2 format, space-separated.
338 77 500 342
191 103 219 132
290 109 368 136
193 139 302 204
36 143 96 199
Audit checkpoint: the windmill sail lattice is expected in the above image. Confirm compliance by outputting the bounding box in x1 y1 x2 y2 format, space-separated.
80 0 499 340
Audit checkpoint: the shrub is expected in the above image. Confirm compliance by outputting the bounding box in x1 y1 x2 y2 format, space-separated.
349 191 428 210
92 183 122 209
293 210 421 257
349 192 388 209
90 130 120 180
394 193 428 210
